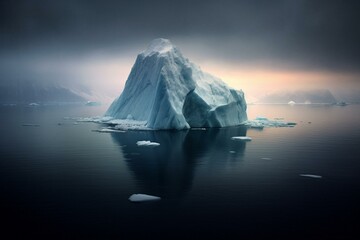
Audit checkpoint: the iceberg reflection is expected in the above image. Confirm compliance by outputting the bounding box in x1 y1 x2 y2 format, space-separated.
110 126 248 199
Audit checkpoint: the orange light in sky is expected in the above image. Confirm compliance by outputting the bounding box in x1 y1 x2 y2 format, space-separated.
198 61 359 97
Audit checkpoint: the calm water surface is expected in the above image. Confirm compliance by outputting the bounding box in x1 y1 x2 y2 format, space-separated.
0 104 359 239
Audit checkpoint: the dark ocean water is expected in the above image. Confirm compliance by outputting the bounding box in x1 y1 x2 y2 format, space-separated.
0 104 360 239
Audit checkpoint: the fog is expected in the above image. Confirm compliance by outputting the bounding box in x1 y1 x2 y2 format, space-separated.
1 0 359 102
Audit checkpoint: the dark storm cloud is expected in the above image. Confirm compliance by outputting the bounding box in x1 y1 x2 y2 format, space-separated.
1 0 360 72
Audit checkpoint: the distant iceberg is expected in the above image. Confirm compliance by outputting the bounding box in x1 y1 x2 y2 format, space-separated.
259 89 337 104
85 101 101 106
29 102 40 106
105 38 247 130
288 101 296 105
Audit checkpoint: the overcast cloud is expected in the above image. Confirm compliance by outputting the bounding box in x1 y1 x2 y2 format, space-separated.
0 0 359 98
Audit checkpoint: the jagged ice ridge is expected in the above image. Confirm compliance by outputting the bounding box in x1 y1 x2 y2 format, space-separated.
105 38 247 130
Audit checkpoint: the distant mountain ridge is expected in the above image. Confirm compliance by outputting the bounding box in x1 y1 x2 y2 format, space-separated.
0 79 86 104
259 89 337 104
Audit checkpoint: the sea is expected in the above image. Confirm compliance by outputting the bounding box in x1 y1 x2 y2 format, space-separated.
0 104 359 239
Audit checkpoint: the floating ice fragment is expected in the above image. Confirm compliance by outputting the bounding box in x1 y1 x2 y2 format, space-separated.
129 194 161 202
245 117 296 128
136 141 160 146
92 128 126 133
231 136 252 141
299 174 322 179
85 101 101 106
29 103 40 106
261 157 272 160
229 151 236 154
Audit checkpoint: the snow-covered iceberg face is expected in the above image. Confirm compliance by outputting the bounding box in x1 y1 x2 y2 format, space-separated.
106 38 247 130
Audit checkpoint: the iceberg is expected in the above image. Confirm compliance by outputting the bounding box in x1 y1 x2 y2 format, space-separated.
128 194 161 202
105 38 247 130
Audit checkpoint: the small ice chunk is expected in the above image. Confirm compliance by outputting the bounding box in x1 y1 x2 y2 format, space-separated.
288 101 296 105
299 174 322 179
85 101 101 106
261 157 272 160
231 136 252 141
29 103 40 106
229 151 236 154
136 140 160 146
92 128 126 133
129 194 161 202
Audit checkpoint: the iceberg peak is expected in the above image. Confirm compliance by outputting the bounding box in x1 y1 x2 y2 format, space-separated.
141 38 175 56
106 38 248 130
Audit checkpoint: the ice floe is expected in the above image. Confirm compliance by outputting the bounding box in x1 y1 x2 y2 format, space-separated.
245 116 297 128
92 128 126 133
136 141 160 147
231 136 252 141
299 174 322 179
29 103 40 106
128 194 161 202
76 116 151 131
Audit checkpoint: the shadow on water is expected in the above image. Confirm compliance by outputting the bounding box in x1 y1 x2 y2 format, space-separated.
110 125 248 199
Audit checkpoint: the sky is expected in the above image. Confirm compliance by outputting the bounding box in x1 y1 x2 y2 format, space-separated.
1 0 360 101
